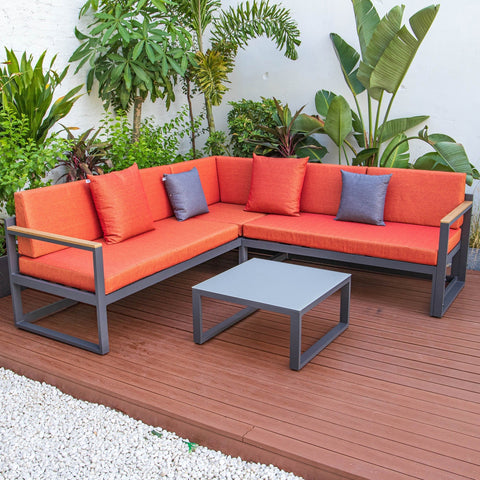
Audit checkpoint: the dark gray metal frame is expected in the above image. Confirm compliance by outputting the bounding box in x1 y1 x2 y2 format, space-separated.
239 193 474 318
193 271 350 370
5 216 242 355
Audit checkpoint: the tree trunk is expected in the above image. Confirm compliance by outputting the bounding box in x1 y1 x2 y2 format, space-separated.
205 96 216 134
186 78 197 158
132 96 144 143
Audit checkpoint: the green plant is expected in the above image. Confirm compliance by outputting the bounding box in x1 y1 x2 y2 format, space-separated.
227 98 277 157
56 126 112 182
470 212 480 250
0 108 68 216
101 105 202 170
205 130 229 156
70 0 193 142
303 0 477 184
0 49 82 143
174 0 301 133
248 99 327 160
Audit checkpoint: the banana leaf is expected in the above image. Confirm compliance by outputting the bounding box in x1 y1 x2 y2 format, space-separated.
369 5 439 96
324 95 352 147
378 115 429 143
380 133 409 168
314 89 336 118
352 0 380 59
330 33 365 96
357 5 403 99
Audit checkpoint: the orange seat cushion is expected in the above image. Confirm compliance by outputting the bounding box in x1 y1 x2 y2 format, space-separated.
216 156 253 204
138 164 173 221
367 167 466 227
245 154 308 216
14 180 103 258
88 164 154 244
170 157 220 205
300 163 367 215
196 202 266 234
243 213 461 265
19 217 239 294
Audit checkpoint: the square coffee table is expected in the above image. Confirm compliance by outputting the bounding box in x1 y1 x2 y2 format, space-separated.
192 258 351 370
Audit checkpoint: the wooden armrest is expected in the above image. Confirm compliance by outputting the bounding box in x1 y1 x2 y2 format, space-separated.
440 200 473 225
7 225 102 249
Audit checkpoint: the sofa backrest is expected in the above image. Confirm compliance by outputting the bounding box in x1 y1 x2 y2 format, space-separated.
138 164 173 222
367 167 466 227
14 180 103 258
300 163 368 215
170 156 220 205
216 156 253 204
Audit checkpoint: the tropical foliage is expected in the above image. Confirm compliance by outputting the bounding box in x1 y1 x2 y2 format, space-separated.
248 99 327 160
303 0 477 184
227 97 277 157
70 0 193 142
173 0 301 133
56 126 112 182
0 107 68 215
0 49 82 144
100 105 202 171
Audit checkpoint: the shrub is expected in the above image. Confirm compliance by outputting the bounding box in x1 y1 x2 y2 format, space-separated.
0 108 68 216
227 98 277 157
101 106 203 171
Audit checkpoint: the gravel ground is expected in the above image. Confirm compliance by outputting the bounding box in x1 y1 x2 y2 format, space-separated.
0 368 304 480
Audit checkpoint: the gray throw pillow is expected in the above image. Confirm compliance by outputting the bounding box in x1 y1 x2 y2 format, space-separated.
163 167 209 221
335 170 392 225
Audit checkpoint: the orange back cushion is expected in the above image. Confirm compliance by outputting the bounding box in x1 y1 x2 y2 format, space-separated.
170 157 220 205
216 156 253 204
15 180 103 258
300 163 367 215
245 154 308 216
88 164 154 244
139 164 173 221
367 167 466 227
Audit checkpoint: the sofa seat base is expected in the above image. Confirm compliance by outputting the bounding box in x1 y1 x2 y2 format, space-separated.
242 213 461 266
19 217 239 294
197 202 266 234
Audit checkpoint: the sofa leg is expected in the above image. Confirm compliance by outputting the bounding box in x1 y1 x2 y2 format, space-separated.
11 284 109 354
96 298 110 354
239 245 248 263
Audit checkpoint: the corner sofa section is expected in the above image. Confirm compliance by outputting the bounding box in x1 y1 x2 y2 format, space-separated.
5 155 473 354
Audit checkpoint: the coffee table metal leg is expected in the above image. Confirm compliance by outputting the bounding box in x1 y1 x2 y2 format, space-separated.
289 280 351 371
193 290 258 344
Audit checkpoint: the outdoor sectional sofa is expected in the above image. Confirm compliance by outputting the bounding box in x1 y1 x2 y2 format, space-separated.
5 154 473 354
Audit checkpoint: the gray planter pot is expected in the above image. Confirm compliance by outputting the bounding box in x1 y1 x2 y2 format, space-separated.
467 248 480 271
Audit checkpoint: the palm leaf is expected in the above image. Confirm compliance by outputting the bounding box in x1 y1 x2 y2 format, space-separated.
193 50 233 105
211 0 301 60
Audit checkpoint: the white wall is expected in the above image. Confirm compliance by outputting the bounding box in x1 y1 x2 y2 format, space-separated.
1 0 479 172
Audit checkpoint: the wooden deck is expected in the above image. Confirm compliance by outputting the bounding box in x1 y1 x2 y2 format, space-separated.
0 252 479 480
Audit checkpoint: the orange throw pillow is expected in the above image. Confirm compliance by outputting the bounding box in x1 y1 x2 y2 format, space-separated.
245 154 308 216
88 164 154 244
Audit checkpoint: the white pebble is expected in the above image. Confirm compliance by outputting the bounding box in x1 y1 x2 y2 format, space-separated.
0 368 304 480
